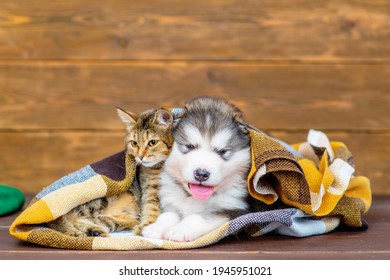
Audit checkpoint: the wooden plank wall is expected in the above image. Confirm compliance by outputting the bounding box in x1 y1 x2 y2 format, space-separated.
0 0 389 195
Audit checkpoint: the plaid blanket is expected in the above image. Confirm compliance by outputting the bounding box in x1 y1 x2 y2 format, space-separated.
9 128 371 250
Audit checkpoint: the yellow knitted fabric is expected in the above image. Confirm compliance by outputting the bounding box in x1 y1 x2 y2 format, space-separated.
248 129 371 227
9 129 371 250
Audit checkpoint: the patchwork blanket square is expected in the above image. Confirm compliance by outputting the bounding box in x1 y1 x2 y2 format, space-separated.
9 128 371 250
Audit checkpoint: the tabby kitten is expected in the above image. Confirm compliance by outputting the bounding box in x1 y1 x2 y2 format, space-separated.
47 108 175 237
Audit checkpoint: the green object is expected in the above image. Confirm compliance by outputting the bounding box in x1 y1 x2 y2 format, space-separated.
0 185 25 216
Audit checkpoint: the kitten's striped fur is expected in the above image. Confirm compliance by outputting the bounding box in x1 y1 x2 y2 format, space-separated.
47 108 174 237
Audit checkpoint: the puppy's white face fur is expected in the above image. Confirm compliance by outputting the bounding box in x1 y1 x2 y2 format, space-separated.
142 96 251 242
165 124 250 196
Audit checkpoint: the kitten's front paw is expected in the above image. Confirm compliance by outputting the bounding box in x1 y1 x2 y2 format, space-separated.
132 225 142 236
67 226 108 238
142 223 165 239
64 228 88 238
163 226 199 242
87 227 109 237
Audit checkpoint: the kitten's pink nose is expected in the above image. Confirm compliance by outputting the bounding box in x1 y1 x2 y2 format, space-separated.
138 150 146 160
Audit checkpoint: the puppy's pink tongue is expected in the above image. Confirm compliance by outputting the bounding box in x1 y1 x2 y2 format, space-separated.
189 184 214 201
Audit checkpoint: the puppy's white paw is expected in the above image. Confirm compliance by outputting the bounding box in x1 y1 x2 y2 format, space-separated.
163 226 199 242
141 223 165 239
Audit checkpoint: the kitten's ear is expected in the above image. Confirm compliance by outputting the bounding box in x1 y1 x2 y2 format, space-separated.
154 109 173 127
116 107 138 130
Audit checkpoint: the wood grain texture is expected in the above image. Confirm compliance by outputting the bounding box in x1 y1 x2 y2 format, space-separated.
0 0 387 262
0 63 389 130
0 0 389 60
1 195 389 259
0 132 124 193
0 131 387 195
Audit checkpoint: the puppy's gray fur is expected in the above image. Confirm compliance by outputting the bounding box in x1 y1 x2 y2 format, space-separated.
143 96 252 242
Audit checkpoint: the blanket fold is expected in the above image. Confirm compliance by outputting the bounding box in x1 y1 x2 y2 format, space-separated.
9 128 371 250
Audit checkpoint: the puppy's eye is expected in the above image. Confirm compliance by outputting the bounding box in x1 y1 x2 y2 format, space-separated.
216 148 231 159
148 140 159 147
130 140 138 147
185 144 196 151
178 143 196 154
217 149 228 156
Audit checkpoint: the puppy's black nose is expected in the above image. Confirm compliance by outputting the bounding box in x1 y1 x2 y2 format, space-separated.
194 168 210 182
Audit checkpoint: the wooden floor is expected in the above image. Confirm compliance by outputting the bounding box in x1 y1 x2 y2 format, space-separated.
1 195 389 260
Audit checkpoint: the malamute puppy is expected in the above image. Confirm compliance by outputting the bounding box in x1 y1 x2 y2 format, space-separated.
142 96 251 242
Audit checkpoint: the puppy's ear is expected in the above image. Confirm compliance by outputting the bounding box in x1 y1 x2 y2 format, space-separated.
154 109 174 127
230 103 244 121
171 108 185 127
116 107 138 131
237 122 249 134
230 105 249 134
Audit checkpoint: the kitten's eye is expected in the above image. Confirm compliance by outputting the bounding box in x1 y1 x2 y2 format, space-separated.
130 140 138 147
148 140 159 147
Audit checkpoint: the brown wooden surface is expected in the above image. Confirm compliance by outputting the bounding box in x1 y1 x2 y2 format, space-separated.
0 195 389 260
0 0 389 60
0 63 389 130
0 1 389 194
